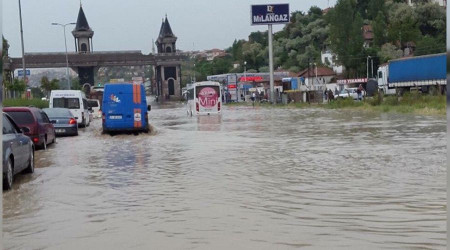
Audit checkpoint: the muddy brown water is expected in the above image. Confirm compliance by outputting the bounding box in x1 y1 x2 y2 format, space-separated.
3 103 446 249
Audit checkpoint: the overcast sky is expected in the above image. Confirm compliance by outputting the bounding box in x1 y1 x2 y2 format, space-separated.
3 0 337 57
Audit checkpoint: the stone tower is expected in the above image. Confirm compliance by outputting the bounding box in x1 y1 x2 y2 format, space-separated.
72 5 94 53
72 5 95 88
154 16 182 101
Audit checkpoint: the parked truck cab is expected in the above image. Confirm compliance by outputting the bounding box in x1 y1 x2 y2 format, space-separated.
102 83 151 133
377 64 396 95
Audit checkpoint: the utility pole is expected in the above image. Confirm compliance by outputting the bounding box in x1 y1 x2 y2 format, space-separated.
268 24 275 104
18 0 27 86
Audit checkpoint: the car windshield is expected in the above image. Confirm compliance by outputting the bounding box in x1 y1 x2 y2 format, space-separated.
43 108 72 118
53 98 80 109
5 111 34 124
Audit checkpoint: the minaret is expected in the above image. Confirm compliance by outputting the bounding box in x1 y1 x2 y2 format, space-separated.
72 4 94 53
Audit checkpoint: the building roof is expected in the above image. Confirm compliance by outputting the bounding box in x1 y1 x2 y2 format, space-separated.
74 5 91 32
298 67 335 77
159 16 175 38
322 7 332 15
363 25 373 40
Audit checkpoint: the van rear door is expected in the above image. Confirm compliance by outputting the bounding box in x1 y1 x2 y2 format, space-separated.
104 85 134 128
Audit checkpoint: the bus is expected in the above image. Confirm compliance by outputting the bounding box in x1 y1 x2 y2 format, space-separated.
186 81 222 116
49 90 90 127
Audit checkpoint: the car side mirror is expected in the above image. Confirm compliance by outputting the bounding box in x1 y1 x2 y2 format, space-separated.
147 105 151 111
21 127 30 133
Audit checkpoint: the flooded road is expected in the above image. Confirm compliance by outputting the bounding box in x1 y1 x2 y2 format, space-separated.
3 104 446 249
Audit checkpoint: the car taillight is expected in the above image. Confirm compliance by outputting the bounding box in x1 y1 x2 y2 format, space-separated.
69 118 77 124
196 102 199 112
218 102 221 111
33 137 39 143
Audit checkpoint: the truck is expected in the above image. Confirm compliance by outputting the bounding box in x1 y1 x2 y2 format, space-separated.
377 53 446 95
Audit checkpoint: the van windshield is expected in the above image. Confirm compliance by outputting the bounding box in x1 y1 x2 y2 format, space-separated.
88 100 99 108
53 98 80 109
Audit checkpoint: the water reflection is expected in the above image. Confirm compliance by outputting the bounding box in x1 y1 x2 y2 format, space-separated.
196 115 222 131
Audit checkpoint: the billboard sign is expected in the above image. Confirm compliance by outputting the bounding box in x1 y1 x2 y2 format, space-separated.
17 69 31 76
337 78 368 84
251 4 290 25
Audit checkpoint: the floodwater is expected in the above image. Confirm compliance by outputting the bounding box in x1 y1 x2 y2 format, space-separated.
3 103 446 249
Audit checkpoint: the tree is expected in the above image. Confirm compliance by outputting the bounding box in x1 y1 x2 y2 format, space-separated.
30 87 44 99
9 78 26 98
372 11 388 47
378 43 403 63
367 0 385 20
71 78 81 90
414 2 446 38
327 0 365 77
41 76 59 97
414 35 445 56
242 42 265 70
387 3 421 48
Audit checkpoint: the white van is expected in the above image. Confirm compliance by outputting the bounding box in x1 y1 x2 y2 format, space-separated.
49 90 90 127
88 99 101 119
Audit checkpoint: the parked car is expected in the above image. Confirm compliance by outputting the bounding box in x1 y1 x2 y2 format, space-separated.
43 108 79 136
88 99 101 119
3 113 35 190
335 88 366 100
3 107 56 150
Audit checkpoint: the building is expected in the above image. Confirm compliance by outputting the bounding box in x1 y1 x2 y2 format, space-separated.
362 25 374 48
297 66 335 87
153 16 182 101
321 50 344 74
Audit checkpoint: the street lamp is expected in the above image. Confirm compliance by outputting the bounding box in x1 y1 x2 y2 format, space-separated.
18 0 27 84
52 22 76 90
243 61 247 101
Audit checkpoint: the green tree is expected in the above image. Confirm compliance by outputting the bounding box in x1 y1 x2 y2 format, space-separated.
414 35 445 56
71 78 81 90
414 2 446 38
242 42 264 70
367 0 385 20
372 11 388 47
387 3 421 48
327 0 365 77
41 76 59 97
30 87 44 99
378 43 403 63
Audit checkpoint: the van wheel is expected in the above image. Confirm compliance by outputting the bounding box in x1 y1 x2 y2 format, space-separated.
3 158 13 190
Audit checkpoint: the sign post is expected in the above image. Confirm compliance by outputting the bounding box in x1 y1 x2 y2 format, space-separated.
251 4 289 104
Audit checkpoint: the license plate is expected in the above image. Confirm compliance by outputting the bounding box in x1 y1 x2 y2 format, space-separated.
109 115 122 120
55 129 65 133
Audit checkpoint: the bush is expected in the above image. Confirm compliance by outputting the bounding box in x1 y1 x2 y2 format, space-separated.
383 96 399 106
327 97 363 109
3 98 50 109
367 91 383 106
